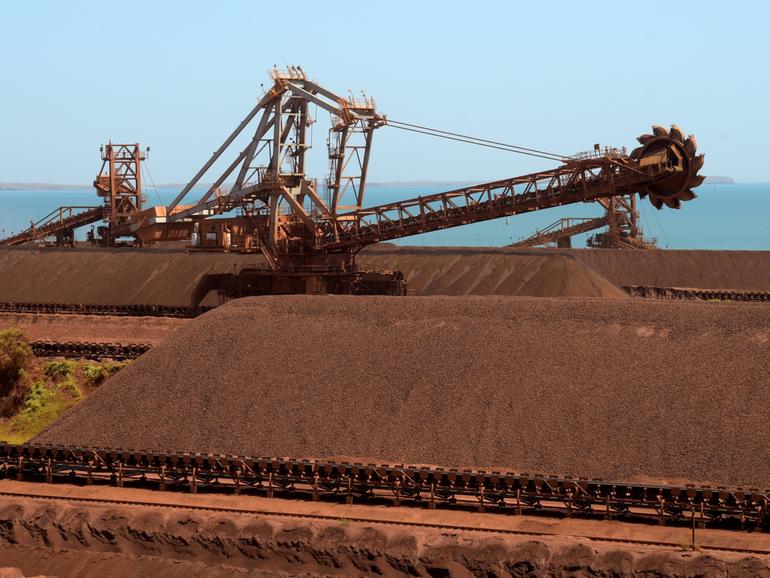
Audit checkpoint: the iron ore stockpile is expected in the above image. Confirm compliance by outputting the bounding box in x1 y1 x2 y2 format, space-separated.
0 246 263 306
5 246 770 306
37 295 770 488
0 245 626 303
4 246 770 307
359 245 770 294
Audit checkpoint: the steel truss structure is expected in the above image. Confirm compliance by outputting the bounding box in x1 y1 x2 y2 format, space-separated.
0 206 104 247
510 194 656 249
316 155 686 251
510 217 609 248
0 143 148 247
588 194 656 249
1 443 766 531
0 68 704 296
158 69 703 295
93 143 147 244
164 67 385 267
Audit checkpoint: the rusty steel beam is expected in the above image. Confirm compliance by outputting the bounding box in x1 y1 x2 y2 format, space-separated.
509 216 609 248
318 156 667 251
0 206 105 246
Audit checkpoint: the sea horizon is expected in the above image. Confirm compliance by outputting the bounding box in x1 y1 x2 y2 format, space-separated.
0 182 768 251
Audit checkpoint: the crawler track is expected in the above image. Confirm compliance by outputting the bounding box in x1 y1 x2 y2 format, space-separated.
0 301 212 318
1 443 767 533
1 489 768 556
30 341 151 360
624 286 770 302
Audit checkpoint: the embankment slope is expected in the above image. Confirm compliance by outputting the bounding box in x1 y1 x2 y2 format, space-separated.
0 247 264 306
6 245 770 304
37 295 770 487
0 246 628 302
359 246 627 297
360 245 770 292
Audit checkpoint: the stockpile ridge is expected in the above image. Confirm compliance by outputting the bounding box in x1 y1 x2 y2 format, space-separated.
37 295 770 487
0 246 626 303
360 245 770 292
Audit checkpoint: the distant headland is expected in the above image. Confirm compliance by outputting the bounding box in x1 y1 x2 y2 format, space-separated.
703 176 735 185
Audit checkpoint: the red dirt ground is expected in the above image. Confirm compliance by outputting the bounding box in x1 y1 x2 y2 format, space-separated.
0 481 767 577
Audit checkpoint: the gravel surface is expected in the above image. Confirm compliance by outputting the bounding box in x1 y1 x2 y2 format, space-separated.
361 245 770 292
36 295 770 488
3 246 769 307
0 313 185 345
359 247 626 297
0 247 264 306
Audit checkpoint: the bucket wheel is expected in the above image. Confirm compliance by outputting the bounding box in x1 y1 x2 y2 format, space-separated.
630 124 705 209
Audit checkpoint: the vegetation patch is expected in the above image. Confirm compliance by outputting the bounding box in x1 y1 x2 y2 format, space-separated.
43 359 76 380
83 361 127 386
0 329 130 444
0 328 32 397
0 379 80 444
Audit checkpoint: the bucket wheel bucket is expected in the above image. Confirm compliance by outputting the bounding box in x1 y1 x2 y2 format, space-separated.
630 124 705 209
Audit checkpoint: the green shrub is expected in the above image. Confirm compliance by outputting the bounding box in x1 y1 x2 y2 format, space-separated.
21 380 50 416
0 328 32 395
43 360 76 380
0 379 78 444
82 363 102 382
83 361 127 385
57 378 82 399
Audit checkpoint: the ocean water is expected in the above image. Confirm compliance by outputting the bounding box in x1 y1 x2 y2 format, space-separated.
0 183 767 250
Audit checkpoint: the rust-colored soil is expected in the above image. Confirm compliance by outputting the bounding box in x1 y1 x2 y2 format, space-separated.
566 247 770 290
0 247 264 306
0 313 186 345
360 245 770 292
0 482 767 577
3 246 770 307
360 246 627 297
36 295 770 488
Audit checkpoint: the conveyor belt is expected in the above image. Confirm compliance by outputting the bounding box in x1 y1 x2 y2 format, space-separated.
30 341 150 360
0 301 212 317
624 286 770 302
0 206 105 246
0 443 766 531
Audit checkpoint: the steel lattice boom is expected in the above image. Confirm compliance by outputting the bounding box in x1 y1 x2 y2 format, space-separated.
0 206 104 247
140 68 704 297
510 217 609 249
0 67 705 296
320 153 675 251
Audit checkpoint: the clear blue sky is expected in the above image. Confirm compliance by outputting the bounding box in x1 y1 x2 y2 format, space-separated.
1 0 768 184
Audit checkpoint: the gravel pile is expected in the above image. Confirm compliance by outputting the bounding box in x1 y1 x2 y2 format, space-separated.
3 246 769 306
568 248 770 290
359 247 626 297
0 247 264 306
36 295 770 487
360 245 770 292
0 245 624 303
